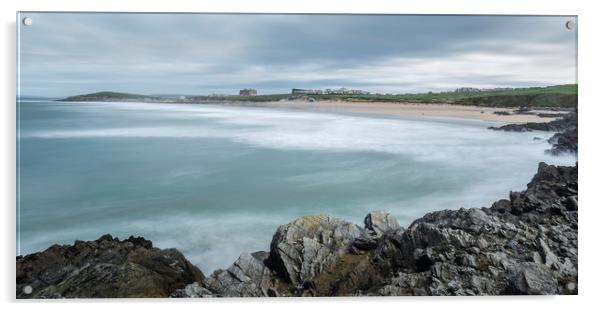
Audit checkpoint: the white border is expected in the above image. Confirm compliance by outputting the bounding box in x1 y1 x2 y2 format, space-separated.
2 1 600 310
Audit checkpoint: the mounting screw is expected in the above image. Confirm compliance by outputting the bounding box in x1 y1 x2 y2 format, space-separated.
22 17 33 26
565 20 575 30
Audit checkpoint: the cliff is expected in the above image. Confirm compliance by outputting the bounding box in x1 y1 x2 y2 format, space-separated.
59 91 161 102
17 162 577 298
57 84 577 107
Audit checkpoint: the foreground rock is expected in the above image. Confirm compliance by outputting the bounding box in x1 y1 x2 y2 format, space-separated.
364 211 401 237
16 235 204 298
17 163 577 297
187 162 578 297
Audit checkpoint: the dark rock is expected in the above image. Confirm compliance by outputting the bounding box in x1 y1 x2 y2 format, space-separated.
16 235 204 298
547 127 577 155
512 263 558 295
204 251 280 297
488 112 576 132
364 211 402 237
489 112 577 156
170 282 214 298
352 232 379 251
364 162 577 296
537 113 565 118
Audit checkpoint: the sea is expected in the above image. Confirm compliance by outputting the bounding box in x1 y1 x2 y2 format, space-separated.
17 100 576 272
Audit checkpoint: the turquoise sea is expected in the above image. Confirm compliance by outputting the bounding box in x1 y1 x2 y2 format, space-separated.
17 100 576 272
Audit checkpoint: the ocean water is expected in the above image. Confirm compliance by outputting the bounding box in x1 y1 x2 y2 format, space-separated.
17 100 576 272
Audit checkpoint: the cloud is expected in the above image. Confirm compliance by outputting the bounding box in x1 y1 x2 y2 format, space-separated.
18 13 577 97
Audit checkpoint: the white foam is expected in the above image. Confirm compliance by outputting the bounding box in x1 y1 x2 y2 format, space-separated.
23 102 575 165
19 102 577 272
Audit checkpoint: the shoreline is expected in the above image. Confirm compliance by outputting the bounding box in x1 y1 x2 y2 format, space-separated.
185 100 565 124
50 97 571 124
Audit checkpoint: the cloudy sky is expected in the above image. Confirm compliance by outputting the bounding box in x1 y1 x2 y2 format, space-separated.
18 13 577 97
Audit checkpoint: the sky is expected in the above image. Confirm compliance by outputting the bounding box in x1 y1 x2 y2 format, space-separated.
18 13 577 97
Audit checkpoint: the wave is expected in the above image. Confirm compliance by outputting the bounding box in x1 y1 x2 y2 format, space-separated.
18 102 577 272
22 103 574 164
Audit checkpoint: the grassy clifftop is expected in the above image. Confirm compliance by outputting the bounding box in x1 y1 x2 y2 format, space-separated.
60 91 161 102
309 84 577 108
191 84 577 108
60 84 577 108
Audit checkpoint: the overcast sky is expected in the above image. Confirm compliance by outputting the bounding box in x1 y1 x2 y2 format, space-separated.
18 13 577 97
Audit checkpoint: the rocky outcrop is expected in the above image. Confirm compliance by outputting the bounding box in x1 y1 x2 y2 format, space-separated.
267 215 362 288
364 211 401 237
17 162 578 298
488 112 576 132
203 251 279 297
489 112 577 155
16 235 204 298
193 162 576 297
547 127 577 154
375 162 576 296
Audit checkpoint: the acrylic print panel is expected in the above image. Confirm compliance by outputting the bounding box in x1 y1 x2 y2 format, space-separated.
16 12 578 298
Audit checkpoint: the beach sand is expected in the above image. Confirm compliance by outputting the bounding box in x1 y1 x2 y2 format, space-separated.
237 100 562 124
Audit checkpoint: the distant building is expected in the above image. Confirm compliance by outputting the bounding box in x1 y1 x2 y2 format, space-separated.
454 87 482 93
325 88 367 95
291 88 322 95
292 87 370 95
239 88 257 96
454 87 514 93
491 87 514 92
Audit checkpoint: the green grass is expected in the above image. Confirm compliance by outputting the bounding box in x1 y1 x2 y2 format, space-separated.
61 84 577 108
188 84 577 108
61 91 162 101
189 94 292 102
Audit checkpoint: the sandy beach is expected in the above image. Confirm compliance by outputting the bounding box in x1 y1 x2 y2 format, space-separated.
235 100 563 124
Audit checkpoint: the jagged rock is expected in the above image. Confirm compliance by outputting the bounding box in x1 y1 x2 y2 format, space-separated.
547 127 577 154
16 235 204 298
171 282 214 298
367 162 577 296
351 231 380 251
489 112 576 132
489 112 577 156
376 271 430 296
512 263 558 295
538 238 559 268
267 215 363 290
205 251 280 297
364 211 401 236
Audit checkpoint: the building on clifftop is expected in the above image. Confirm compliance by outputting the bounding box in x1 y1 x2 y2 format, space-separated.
239 88 257 96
